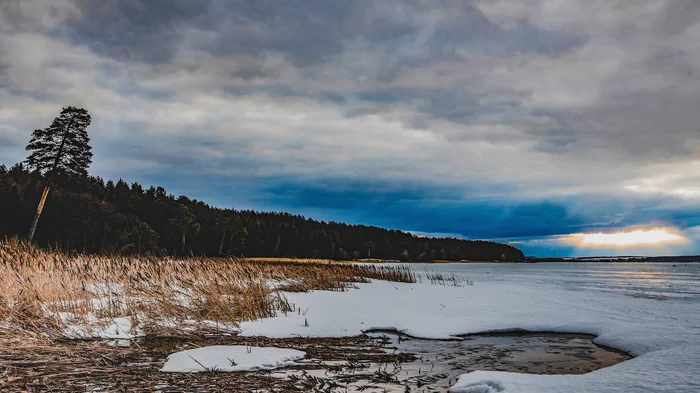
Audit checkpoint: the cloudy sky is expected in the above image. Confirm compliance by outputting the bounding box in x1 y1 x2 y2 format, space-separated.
1 0 700 256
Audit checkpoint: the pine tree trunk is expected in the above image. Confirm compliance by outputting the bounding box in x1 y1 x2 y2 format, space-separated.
181 231 186 254
49 117 74 173
27 117 74 243
27 186 51 242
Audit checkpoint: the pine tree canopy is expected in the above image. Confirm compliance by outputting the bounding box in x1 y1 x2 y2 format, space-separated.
25 106 92 177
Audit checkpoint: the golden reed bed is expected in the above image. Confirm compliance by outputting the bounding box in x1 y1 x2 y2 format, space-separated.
0 239 415 340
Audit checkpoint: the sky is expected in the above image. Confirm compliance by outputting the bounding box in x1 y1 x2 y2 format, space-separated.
1 0 699 257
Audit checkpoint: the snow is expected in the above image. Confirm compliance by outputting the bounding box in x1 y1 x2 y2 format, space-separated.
238 263 700 392
160 345 306 373
58 313 140 340
450 347 700 392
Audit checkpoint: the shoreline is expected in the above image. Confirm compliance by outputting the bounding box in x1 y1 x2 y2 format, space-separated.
1 329 632 392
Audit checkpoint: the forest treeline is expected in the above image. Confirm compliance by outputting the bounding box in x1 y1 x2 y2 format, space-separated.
0 164 524 261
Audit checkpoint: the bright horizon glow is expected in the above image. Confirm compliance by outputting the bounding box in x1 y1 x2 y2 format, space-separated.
563 228 687 248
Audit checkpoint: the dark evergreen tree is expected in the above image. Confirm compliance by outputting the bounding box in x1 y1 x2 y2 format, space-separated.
364 240 376 258
24 106 92 241
26 106 92 177
170 204 200 255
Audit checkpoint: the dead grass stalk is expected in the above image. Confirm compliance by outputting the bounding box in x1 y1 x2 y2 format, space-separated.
0 238 415 339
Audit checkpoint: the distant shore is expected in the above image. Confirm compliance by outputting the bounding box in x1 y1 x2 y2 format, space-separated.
246 257 524 264
247 257 700 264
527 256 700 263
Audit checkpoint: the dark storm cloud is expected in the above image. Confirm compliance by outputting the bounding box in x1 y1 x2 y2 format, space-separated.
55 0 584 68
255 179 590 239
62 0 210 63
653 0 700 38
2 0 700 256
60 0 387 65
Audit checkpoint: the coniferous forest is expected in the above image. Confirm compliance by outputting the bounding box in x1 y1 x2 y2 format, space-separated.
1 107 524 262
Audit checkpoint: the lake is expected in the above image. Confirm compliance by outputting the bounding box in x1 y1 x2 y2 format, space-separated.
409 262 700 300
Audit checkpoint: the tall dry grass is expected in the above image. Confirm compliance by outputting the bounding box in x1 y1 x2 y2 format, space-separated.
0 239 415 339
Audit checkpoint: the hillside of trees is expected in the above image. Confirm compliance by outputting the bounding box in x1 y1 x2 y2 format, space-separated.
0 164 524 261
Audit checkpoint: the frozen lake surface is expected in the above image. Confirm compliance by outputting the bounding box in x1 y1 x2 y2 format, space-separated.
240 261 700 392
411 262 700 300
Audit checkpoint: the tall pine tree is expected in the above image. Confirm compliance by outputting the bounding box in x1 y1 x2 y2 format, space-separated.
25 106 92 241
26 106 92 176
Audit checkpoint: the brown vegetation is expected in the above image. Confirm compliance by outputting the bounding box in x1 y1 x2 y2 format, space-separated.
0 238 416 340
0 334 413 392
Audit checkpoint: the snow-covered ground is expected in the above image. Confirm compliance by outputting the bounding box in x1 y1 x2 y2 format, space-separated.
161 345 306 373
239 263 700 393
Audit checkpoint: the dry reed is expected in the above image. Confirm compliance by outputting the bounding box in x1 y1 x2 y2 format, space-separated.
423 270 474 287
0 239 415 340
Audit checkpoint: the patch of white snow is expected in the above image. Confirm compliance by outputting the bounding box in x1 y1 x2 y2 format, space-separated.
160 345 306 373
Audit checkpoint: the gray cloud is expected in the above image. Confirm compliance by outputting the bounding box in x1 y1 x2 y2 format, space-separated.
1 0 700 244
64 0 209 63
